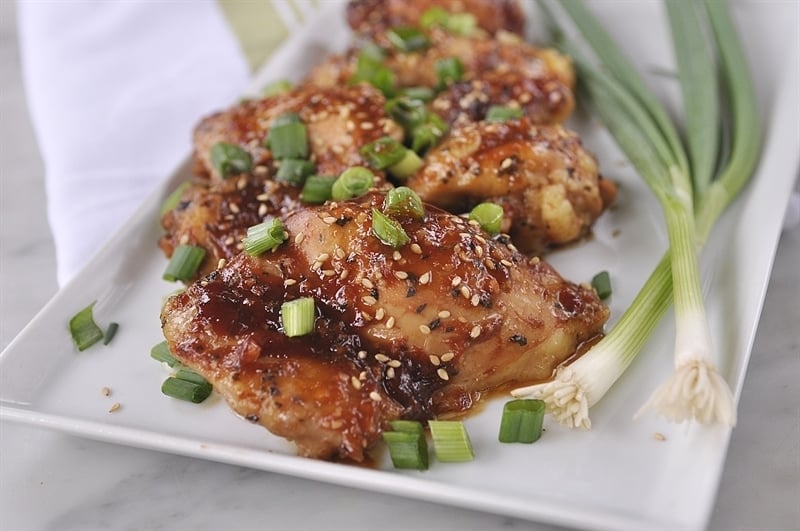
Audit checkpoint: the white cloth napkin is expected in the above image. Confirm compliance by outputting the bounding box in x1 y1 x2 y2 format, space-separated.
18 0 250 286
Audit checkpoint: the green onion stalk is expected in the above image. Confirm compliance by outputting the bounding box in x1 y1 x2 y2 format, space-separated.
512 0 760 429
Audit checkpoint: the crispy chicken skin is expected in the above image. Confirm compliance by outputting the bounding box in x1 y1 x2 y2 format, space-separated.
161 193 609 460
193 84 403 181
346 0 525 43
408 118 617 254
304 30 574 124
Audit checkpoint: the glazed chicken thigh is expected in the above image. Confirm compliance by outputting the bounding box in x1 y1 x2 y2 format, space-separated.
161 193 609 461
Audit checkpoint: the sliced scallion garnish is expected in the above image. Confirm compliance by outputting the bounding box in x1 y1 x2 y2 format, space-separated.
173 368 210 386
150 341 180 367
411 115 447 154
420 6 477 35
485 105 524 123
210 142 253 178
69 302 104 351
360 137 408 170
331 167 375 200
371 208 410 248
388 149 423 180
428 420 474 462
383 187 425 219
350 44 395 97
161 376 212 403
301 175 336 204
399 86 435 103
382 430 429 470
387 27 430 53
242 218 287 256
469 203 504 235
160 181 190 216
267 114 309 160
103 322 119 346
498 399 545 443
281 297 316 337
262 79 292 97
163 245 206 282
276 159 315 186
435 57 464 89
591 271 612 300
385 97 428 131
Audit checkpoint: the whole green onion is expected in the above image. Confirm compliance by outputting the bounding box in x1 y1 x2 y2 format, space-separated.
69 302 104 351
210 142 252 178
331 167 375 200
163 245 206 282
242 218 287 256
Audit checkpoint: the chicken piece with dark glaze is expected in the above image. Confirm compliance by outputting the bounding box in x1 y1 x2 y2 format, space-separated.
193 84 403 181
346 0 525 45
407 117 617 255
161 192 609 461
305 30 574 125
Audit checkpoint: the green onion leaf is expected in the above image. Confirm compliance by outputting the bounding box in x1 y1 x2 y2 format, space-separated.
382 430 429 470
435 57 464 89
163 245 206 282
210 142 253 178
420 6 477 35
388 149 423 180
399 86 436 103
301 175 336 204
383 187 425 219
360 137 407 170
591 270 612 300
160 181 190 216
281 297 316 337
387 27 430 52
485 105 524 123
174 368 210 386
151 341 180 367
498 399 545 443
428 420 474 462
69 302 104 351
267 116 309 160
371 208 410 248
242 218 287 256
331 167 375 200
469 203 504 235
103 322 119 346
262 79 292 97
161 377 213 403
276 159 316 186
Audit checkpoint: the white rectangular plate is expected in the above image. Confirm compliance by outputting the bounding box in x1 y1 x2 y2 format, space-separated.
2 2 798 530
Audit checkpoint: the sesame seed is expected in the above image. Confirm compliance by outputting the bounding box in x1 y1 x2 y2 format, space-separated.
334 248 346 260
369 391 382 402
500 157 514 170
470 325 482 338
330 419 344 430
360 122 374 130
507 243 519 253
386 367 395 379
375 353 390 363
256 193 270 201
254 166 268 177
357 350 368 359
108 403 121 413
217 258 227 269
419 272 431 285
471 294 480 306
429 355 441 366
361 311 372 321
311 260 322 271
385 316 396 329
237 176 248 190
322 269 335 276
500 259 514 267
316 253 330 262
441 352 455 362
393 251 402 261
359 370 367 380
388 359 401 368
224 236 235 246
361 278 374 289
438 310 451 319
394 271 408 280
419 324 431 335
323 216 337 224
284 279 297 286
179 234 189 245
362 295 377 306
257 203 268 217
101 387 111 397
374 308 385 320
351 376 362 389
410 243 422 255
475 235 487 244
460 285 471 298
467 219 481 228
653 432 667 441
451 276 462 287
475 246 484 257
437 368 449 381
235 242 244 251
339 269 349 280
229 203 240 214
529 256 540 265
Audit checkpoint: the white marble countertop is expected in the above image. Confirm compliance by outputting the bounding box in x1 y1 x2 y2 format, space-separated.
1 2 798 530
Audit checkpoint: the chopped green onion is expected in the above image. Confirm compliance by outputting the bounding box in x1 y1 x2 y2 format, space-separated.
281 297 316 337
420 6 477 35
301 175 336 204
262 79 292 97
161 376 213 403
399 86 435 102
388 150 423 180
382 430 429 470
242 218 287 256
389 420 425 435
151 341 180 367
350 45 395 97
69 302 104 351
160 181 190 216
163 245 206 282
385 97 429 131
591 271 612 300
103 322 119 346
411 114 448 154
360 137 407 170
358 42 387 64
498 399 545 443
174 368 210 386
371 208 410 248
435 57 464 89
383 187 425 219
387 27 430 53
331 167 375 200
210 142 252 178
485 105 524 123
267 115 309 160
428 420 474 462
469 203 504 235
276 159 316 186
